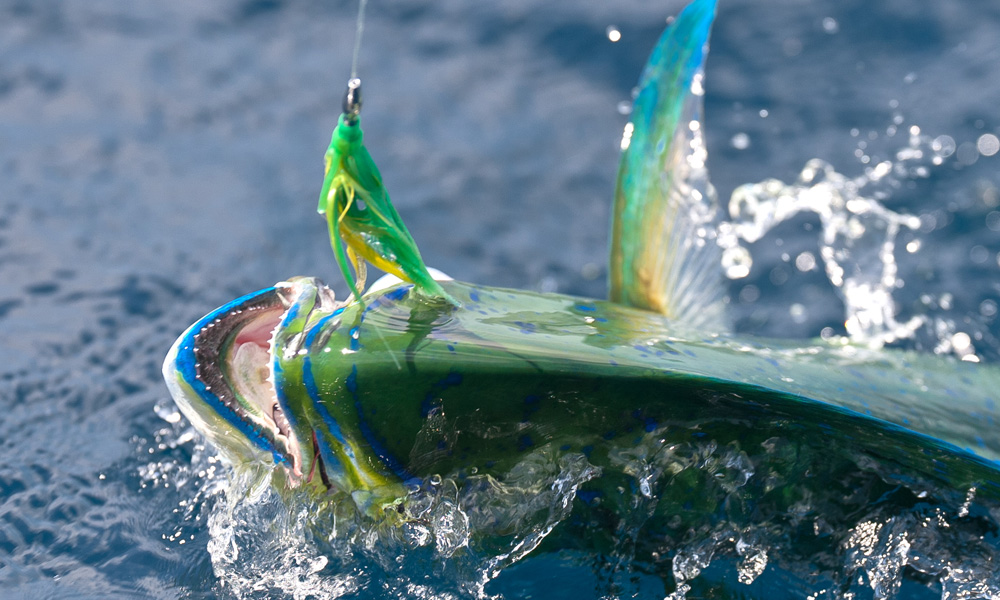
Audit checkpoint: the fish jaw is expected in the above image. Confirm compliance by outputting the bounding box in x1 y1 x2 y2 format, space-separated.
162 279 334 488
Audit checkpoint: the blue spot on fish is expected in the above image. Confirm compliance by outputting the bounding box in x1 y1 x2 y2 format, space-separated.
421 372 464 417
513 321 536 334
345 365 358 394
383 285 411 302
522 395 541 421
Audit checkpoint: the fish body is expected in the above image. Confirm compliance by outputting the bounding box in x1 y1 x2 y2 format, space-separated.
164 275 1000 510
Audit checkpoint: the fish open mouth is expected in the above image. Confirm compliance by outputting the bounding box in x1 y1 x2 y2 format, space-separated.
163 277 341 483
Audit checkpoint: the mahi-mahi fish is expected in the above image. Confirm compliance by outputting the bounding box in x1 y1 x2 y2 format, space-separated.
163 0 1000 592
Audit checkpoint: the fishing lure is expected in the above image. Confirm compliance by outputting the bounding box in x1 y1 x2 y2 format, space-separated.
317 78 456 305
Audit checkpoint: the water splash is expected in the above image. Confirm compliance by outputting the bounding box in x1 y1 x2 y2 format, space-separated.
195 446 599 599
720 157 923 345
147 391 1000 600
603 433 1000 600
139 399 229 547
716 124 998 360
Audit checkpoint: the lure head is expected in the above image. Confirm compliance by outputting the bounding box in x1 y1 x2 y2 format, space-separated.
342 77 362 125
161 277 405 508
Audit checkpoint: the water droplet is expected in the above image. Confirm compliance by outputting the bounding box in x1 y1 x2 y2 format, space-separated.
952 332 972 352
155 401 183 424
769 266 789 286
605 26 621 42
690 72 705 96
730 132 750 150
795 251 816 272
821 17 839 34
970 245 990 264
738 284 760 304
789 303 807 324
932 135 956 158
722 246 752 279
782 38 803 57
977 133 1000 157
581 262 601 280
620 122 634 151
957 142 980 165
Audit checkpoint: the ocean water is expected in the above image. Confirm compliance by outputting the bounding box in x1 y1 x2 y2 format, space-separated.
1 0 999 598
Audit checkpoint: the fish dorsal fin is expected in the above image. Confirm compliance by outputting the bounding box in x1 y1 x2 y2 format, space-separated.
609 0 727 331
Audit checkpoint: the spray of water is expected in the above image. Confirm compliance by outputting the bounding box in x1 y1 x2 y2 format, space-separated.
141 394 1000 600
716 123 995 362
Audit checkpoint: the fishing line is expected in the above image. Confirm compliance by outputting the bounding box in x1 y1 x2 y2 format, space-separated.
351 0 369 79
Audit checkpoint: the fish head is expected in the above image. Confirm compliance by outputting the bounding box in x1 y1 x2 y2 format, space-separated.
162 277 401 504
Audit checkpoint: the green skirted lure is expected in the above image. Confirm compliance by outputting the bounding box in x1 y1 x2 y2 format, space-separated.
163 0 1000 591
317 78 456 305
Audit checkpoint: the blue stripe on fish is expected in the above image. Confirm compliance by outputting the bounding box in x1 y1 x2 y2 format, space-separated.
301 310 352 475
346 364 412 480
302 353 354 471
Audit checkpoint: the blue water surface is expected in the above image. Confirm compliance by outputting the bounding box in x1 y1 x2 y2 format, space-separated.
1 0 999 598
